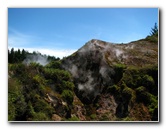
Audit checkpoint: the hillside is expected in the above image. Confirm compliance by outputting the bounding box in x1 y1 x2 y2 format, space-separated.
8 36 158 121
62 38 158 121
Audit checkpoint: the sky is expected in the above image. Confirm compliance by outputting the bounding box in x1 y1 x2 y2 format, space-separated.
8 8 158 58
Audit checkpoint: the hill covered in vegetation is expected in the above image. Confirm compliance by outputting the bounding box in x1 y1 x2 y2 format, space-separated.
8 31 158 121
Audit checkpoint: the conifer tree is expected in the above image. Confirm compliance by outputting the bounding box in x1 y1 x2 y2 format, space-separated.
150 23 158 36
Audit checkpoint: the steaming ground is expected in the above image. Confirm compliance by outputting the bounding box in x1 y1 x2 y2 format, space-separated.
61 38 157 104
23 54 49 66
62 39 120 102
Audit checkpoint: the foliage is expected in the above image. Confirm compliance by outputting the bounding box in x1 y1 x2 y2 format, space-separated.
45 60 62 69
68 116 80 121
99 114 109 121
8 53 75 121
108 64 158 120
8 77 27 121
145 35 158 43
150 23 158 36
142 74 155 91
8 48 27 63
145 23 158 43
43 68 71 81
107 85 120 94
62 81 75 91
121 67 141 89
122 86 133 100
61 90 74 104
31 112 50 121
122 117 135 121
90 114 97 120
113 63 126 83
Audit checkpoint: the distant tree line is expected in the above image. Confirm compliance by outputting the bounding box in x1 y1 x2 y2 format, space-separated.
8 48 60 64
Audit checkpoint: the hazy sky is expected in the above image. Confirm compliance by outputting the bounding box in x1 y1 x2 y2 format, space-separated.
8 8 158 58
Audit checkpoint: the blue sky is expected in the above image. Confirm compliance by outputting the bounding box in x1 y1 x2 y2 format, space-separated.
8 8 158 58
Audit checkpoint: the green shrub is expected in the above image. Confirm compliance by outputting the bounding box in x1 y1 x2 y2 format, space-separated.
142 75 155 91
107 85 120 94
9 63 26 75
45 60 62 69
62 81 75 91
148 94 158 119
14 95 27 120
122 86 133 100
113 63 126 84
61 90 74 104
136 86 151 105
90 114 97 120
8 77 27 121
43 68 72 81
32 112 50 121
122 117 135 121
122 68 140 88
100 114 109 121
33 74 46 85
8 99 16 121
68 116 80 121
29 62 43 69
145 35 158 43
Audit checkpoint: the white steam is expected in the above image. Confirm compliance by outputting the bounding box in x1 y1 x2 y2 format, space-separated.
125 44 135 49
99 67 108 78
68 65 78 78
78 72 94 92
114 48 123 57
23 54 49 66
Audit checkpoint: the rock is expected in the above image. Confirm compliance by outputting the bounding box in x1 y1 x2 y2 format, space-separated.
52 114 62 121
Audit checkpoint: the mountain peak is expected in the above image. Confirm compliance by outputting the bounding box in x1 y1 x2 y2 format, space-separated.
77 39 110 54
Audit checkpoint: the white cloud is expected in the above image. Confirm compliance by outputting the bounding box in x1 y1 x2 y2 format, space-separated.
8 47 77 59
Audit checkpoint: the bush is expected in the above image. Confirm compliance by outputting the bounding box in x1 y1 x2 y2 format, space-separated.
45 60 62 69
32 112 50 121
90 114 97 120
148 94 158 120
68 116 80 121
14 95 27 120
121 67 153 89
122 86 133 100
8 77 27 121
62 81 75 91
107 85 120 94
43 68 72 81
9 63 26 75
142 75 155 92
113 63 126 83
136 86 151 104
33 74 46 85
61 90 74 104
8 99 16 121
145 35 158 43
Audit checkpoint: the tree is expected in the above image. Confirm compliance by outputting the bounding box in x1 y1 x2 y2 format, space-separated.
150 23 158 36
9 48 15 63
21 49 27 61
